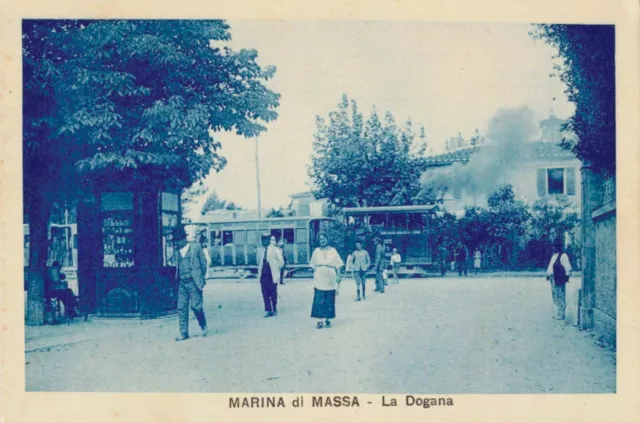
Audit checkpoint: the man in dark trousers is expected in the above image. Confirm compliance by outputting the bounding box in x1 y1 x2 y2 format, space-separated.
174 226 208 342
373 237 386 293
257 234 284 317
456 242 469 277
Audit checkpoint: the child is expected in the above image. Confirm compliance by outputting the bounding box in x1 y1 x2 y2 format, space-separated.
390 248 401 284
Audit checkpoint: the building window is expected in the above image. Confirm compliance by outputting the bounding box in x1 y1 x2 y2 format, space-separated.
537 167 577 197
547 168 565 195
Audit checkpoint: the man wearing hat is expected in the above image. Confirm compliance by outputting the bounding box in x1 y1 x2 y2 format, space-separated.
373 237 386 293
257 233 285 317
173 225 209 341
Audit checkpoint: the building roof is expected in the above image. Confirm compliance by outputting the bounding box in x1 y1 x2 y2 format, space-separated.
423 141 576 167
342 205 436 215
289 191 315 199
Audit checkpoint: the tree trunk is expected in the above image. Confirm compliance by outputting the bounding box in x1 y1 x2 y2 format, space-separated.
25 192 51 326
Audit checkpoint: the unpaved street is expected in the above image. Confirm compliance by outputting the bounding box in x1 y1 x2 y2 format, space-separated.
26 276 615 393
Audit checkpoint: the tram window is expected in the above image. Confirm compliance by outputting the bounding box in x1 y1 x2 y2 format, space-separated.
283 228 294 244
73 234 78 249
369 214 387 229
296 228 307 243
409 214 424 230
211 231 222 247
222 231 234 246
247 230 257 245
235 230 246 244
389 214 407 231
270 228 282 241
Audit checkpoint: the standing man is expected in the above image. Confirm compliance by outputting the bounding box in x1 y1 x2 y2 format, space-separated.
456 242 469 277
351 240 371 301
373 237 386 293
257 234 284 317
174 226 208 342
473 248 482 274
546 240 572 320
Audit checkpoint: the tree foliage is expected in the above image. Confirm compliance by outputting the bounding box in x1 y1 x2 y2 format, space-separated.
308 94 427 209
23 19 279 324
200 190 241 215
529 195 580 244
530 24 615 173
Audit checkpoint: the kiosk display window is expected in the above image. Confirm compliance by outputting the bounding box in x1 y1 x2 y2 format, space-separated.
101 192 134 268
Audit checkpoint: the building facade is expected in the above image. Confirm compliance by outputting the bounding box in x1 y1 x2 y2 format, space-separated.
424 115 582 215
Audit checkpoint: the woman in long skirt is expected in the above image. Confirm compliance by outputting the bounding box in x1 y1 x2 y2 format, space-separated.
310 231 344 329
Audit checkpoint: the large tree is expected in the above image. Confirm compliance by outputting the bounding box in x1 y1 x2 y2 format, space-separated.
530 24 615 173
308 94 426 209
23 20 280 324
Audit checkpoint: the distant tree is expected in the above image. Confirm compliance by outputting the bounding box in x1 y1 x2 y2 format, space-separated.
200 190 238 215
529 196 580 245
530 24 615 173
23 20 280 324
225 201 241 211
266 207 284 218
181 182 207 216
309 94 426 209
266 205 295 218
458 206 490 250
486 185 531 264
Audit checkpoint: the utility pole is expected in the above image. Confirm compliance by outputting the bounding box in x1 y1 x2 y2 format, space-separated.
255 135 262 219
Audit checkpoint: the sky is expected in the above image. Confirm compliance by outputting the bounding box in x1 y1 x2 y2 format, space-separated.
187 21 574 220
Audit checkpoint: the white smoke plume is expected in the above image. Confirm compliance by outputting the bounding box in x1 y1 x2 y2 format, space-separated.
419 107 538 200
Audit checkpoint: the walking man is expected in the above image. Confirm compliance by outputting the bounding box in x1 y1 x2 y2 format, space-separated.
257 234 284 317
351 240 371 301
174 226 208 342
373 237 386 293
546 240 572 320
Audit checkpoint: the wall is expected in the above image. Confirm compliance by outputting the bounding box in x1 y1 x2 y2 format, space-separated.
592 174 616 347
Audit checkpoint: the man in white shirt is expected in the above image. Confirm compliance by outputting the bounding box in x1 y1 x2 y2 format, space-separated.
257 234 284 317
546 241 573 320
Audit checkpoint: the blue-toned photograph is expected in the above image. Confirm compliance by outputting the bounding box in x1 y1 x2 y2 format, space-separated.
23 20 616 393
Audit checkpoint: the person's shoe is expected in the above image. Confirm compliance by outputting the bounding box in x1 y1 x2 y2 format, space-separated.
175 334 189 342
362 295 366 300
264 312 273 318
201 325 208 337
325 320 332 328
316 321 324 329
272 310 278 317
354 297 361 302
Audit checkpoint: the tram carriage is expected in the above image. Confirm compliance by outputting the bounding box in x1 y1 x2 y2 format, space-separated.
189 204 438 279
188 216 343 279
342 205 438 277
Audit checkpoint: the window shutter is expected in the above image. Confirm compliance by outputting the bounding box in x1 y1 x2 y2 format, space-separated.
537 168 546 197
566 167 576 195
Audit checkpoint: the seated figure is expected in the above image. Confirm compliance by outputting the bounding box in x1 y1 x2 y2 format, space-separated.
45 261 78 318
